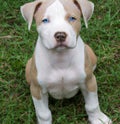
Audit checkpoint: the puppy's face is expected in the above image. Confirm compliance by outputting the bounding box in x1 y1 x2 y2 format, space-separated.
21 0 94 51
35 0 81 50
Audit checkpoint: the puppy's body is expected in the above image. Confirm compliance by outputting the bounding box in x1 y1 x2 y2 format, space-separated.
21 0 112 123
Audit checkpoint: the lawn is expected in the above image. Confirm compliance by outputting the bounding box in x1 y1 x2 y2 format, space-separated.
0 0 120 124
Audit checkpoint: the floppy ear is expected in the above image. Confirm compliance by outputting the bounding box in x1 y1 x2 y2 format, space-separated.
77 0 94 28
20 0 42 30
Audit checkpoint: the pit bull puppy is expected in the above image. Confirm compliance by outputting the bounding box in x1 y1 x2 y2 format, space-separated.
20 0 112 123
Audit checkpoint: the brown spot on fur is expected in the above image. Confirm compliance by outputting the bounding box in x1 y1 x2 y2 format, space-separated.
84 44 97 92
25 55 41 99
60 0 81 35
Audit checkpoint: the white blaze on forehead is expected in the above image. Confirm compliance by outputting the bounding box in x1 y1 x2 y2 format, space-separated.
37 0 78 50
44 0 66 20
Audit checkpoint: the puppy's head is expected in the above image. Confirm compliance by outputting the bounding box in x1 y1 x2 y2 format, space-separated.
21 0 94 50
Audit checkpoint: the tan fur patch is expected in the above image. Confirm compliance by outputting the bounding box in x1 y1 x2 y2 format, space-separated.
34 0 55 26
84 44 97 92
85 44 97 67
25 58 32 85
25 55 41 99
60 0 81 35
86 74 97 92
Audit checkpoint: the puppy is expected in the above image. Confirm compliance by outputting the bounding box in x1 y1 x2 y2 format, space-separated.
21 0 112 123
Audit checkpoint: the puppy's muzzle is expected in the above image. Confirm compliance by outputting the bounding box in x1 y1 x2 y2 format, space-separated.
54 32 67 43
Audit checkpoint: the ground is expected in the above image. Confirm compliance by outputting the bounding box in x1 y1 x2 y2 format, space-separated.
0 0 120 124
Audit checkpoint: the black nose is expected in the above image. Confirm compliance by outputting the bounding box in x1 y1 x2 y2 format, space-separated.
54 32 67 42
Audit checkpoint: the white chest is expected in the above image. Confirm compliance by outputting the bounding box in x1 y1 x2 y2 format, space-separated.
35 37 86 99
42 67 86 99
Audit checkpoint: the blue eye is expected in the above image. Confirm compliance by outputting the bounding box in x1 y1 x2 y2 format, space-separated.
69 17 76 22
42 18 49 23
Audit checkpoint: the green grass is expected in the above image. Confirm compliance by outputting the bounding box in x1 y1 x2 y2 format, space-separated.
0 0 120 124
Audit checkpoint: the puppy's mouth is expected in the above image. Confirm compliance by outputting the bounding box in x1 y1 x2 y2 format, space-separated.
54 42 77 50
55 43 68 49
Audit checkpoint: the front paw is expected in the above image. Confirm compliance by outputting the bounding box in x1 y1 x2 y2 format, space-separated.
88 112 112 124
36 110 52 124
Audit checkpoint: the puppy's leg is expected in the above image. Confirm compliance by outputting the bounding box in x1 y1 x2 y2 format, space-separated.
81 74 112 124
31 85 52 124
